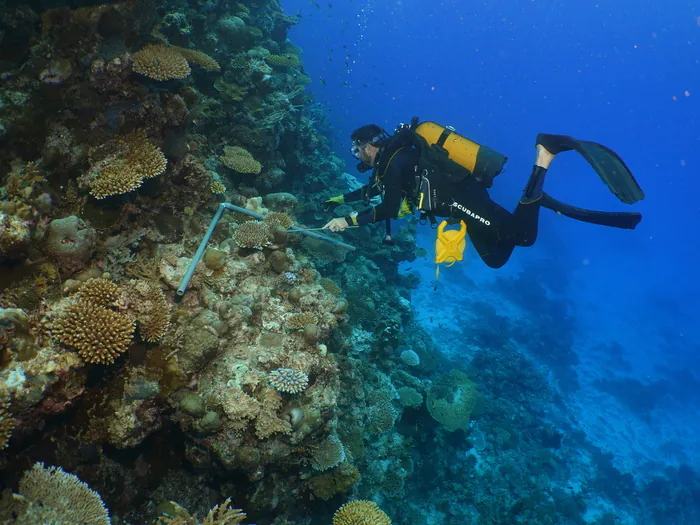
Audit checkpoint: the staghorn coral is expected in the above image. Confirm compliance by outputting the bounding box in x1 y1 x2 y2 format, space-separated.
85 131 168 199
172 46 221 71
232 221 271 249
268 368 308 394
263 212 293 229
286 312 318 330
332 500 392 525
132 44 191 80
126 279 171 342
0 397 15 449
13 462 110 525
159 498 246 525
220 146 262 174
309 434 346 471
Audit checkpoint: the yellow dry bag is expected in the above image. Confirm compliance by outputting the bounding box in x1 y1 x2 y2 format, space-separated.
434 220 468 283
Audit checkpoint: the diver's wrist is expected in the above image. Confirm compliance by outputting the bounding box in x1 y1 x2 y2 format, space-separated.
345 212 359 226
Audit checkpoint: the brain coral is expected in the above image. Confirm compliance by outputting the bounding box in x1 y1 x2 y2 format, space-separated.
132 44 191 80
220 146 262 174
44 216 97 268
268 368 308 394
232 221 271 249
87 131 167 199
332 500 392 525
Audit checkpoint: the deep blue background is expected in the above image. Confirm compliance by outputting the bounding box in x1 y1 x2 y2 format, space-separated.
284 0 700 473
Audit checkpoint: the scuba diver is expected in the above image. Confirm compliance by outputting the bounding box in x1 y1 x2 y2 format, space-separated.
322 119 644 269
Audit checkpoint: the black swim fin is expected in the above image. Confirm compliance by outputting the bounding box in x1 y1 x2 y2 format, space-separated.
537 133 645 205
541 192 642 230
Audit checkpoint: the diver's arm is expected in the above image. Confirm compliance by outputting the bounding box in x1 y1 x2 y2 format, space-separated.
348 165 402 226
343 183 381 203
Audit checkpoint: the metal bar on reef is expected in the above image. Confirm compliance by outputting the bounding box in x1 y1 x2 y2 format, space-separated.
176 202 356 296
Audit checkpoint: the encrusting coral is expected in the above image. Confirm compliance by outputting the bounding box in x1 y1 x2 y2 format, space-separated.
83 131 168 199
332 500 392 525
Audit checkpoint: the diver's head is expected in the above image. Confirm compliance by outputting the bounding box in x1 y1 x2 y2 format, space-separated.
351 124 389 167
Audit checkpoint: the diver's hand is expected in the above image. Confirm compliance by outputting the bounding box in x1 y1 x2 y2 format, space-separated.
323 217 350 232
323 195 344 211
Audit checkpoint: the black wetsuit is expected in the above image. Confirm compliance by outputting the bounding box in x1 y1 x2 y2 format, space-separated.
343 145 542 268
343 139 642 269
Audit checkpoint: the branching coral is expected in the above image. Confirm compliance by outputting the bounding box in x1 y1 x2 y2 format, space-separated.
263 212 293 229
51 279 135 364
367 400 396 434
210 181 226 195
286 312 318 330
232 221 271 249
85 131 167 199
0 397 15 449
13 463 110 525
159 498 246 525
132 44 191 80
332 500 392 525
220 146 262 174
268 368 308 394
171 46 221 71
126 279 171 342
309 434 346 471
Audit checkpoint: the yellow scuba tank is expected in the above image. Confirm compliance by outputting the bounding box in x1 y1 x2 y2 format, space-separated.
414 121 507 188
434 220 468 283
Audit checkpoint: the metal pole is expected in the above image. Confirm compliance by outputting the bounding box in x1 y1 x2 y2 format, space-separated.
176 203 356 296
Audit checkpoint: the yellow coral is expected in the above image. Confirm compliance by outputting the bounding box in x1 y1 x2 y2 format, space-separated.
132 44 191 80
127 279 171 343
286 312 318 330
232 221 271 249
87 131 167 199
254 388 291 439
220 146 262 174
0 398 15 449
263 212 293 229
210 180 226 194
172 46 221 71
320 278 342 296
332 500 392 525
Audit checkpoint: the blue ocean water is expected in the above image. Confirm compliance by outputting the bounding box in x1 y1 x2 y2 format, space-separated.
286 0 700 520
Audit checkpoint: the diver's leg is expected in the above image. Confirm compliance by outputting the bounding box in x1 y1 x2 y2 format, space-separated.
509 145 555 247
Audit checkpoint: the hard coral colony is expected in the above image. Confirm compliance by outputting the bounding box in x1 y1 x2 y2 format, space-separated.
0 0 419 523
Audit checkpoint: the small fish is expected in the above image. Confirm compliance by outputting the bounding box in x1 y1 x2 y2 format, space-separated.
344 62 349 68
404 266 412 270
327 57 332 62
328 3 333 7
342 81 349 87
319 77 326 85
362 83 368 87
